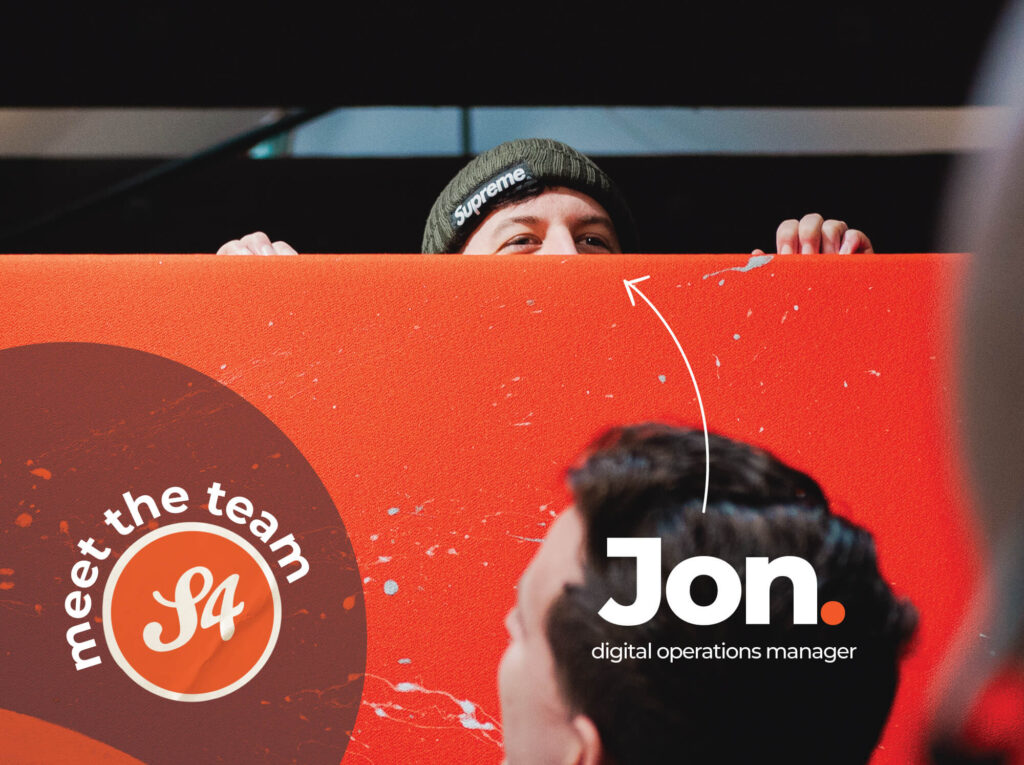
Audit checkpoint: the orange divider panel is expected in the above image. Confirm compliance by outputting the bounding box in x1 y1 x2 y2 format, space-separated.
0 253 978 764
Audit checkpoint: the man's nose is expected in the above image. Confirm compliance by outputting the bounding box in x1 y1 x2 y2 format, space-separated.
537 226 578 254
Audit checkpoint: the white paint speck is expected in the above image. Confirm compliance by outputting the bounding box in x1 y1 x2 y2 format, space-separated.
387 681 498 732
387 507 400 516
220 363 227 370
384 580 399 595
658 375 666 383
370 534 379 541
714 355 721 368
718 279 725 286
268 320 274 326
458 700 496 731
867 370 881 377
398 658 411 664
793 305 799 311
510 534 544 543
733 334 741 340
378 556 392 563
703 254 774 280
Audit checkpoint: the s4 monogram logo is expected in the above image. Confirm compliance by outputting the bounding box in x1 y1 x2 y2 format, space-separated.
145 567 244 651
103 523 281 701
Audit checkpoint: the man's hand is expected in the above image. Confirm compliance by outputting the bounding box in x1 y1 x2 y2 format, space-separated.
216 231 297 255
752 213 873 256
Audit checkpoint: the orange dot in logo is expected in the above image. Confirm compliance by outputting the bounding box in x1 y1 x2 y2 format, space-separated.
103 522 281 702
820 600 845 626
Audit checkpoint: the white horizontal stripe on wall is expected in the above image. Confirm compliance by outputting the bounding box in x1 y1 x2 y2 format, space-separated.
468 106 1009 156
0 109 279 158
0 106 1010 158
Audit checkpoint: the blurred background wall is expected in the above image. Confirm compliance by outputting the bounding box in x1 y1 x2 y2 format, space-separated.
0 1 1011 253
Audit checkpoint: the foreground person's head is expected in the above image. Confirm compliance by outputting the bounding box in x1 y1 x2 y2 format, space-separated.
499 424 917 765
421 138 638 255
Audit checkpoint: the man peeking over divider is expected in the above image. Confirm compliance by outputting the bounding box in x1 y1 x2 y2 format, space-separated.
500 424 916 765
218 138 875 256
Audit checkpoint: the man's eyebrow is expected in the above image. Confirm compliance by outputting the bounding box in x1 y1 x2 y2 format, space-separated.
493 216 541 233
577 215 615 228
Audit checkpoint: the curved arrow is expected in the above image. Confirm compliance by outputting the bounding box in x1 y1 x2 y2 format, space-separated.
623 275 710 513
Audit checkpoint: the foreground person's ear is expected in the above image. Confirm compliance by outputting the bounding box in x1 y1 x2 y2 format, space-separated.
570 714 606 765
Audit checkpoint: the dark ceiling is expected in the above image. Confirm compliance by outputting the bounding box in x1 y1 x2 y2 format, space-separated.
0 1 1010 107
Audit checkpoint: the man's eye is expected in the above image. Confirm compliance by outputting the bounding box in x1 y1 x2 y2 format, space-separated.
498 234 540 252
578 235 611 251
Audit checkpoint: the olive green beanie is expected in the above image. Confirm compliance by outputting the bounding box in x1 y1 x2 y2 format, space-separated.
421 138 638 253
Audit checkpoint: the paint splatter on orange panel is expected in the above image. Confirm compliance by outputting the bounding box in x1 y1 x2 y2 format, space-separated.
0 253 981 765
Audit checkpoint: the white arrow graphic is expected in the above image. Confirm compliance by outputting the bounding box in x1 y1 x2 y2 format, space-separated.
623 275 710 513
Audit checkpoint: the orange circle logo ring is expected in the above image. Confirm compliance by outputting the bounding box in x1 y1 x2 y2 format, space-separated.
102 522 282 702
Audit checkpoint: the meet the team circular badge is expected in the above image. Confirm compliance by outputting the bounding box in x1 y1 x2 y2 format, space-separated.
103 522 282 702
1 343 367 764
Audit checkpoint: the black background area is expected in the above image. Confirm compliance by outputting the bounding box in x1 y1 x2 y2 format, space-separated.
0 155 959 254
0 0 1004 254
0 1 1009 106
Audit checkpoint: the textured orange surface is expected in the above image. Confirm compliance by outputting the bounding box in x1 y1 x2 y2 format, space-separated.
0 708 144 764
1 253 979 763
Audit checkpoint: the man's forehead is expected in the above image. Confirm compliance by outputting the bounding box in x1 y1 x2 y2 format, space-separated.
494 187 613 222
519 508 585 616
